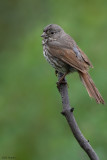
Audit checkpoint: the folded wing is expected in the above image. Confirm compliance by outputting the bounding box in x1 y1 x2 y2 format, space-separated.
48 45 91 73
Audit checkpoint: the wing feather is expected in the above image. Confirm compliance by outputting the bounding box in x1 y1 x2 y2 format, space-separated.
77 46 93 68
48 46 89 73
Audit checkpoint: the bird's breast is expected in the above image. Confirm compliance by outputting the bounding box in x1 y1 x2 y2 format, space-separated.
43 44 69 73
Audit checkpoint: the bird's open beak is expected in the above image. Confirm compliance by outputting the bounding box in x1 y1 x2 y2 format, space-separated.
41 32 47 38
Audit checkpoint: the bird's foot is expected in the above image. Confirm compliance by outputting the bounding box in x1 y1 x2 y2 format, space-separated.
56 80 67 89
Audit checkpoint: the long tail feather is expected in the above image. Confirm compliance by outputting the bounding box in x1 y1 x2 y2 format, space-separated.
79 72 104 104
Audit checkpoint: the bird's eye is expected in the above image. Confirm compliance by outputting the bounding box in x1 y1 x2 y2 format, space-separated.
51 31 54 34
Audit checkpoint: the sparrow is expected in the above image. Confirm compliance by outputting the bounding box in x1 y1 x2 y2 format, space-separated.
41 24 104 104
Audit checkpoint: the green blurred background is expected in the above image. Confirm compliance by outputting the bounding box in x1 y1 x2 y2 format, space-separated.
0 0 107 159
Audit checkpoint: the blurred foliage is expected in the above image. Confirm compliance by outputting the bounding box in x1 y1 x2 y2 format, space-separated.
0 0 107 159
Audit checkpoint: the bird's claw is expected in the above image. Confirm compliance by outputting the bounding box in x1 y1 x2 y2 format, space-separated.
56 80 67 88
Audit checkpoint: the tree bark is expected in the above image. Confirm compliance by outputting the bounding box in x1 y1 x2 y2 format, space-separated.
57 72 99 160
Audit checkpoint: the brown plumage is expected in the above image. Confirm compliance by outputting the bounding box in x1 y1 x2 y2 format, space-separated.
79 72 104 104
41 24 104 104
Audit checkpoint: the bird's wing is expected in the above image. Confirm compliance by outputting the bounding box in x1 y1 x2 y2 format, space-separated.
48 45 89 73
47 33 93 72
76 46 93 68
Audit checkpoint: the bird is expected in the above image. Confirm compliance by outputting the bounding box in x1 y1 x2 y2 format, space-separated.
41 24 104 104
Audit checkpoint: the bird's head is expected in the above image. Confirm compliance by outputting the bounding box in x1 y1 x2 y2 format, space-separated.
41 24 64 40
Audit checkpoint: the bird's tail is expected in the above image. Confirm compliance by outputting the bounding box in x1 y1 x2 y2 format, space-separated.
79 72 104 104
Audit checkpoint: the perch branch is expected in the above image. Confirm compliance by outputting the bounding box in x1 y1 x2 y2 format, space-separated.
57 72 99 160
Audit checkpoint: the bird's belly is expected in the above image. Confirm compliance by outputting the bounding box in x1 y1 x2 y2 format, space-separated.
43 48 69 73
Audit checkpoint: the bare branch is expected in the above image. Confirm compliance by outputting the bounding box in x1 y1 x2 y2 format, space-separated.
57 72 99 160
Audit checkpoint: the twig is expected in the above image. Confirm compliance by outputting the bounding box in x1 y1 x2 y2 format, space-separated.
57 72 99 160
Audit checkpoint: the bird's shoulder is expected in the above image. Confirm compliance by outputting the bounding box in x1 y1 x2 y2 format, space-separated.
57 33 93 68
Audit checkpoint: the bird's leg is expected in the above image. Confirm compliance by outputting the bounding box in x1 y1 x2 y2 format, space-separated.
57 72 68 87
58 73 67 83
